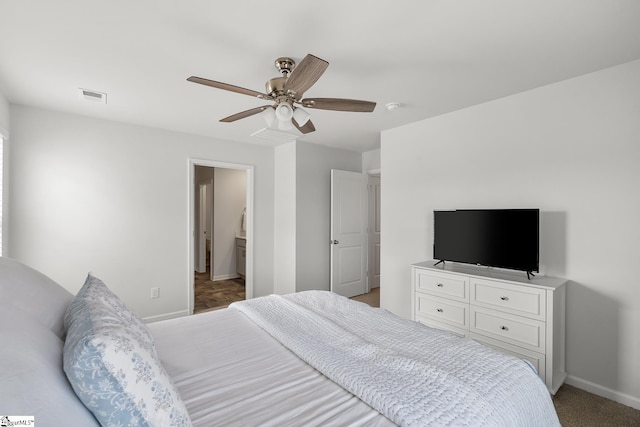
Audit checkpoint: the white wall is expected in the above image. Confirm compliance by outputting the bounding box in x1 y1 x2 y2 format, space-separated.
381 60 640 408
212 168 246 280
273 140 362 293
273 142 297 295
0 91 9 136
8 105 274 320
0 91 9 257
295 141 362 291
362 148 381 172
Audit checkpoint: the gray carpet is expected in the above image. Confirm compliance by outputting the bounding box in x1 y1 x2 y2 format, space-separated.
553 384 640 426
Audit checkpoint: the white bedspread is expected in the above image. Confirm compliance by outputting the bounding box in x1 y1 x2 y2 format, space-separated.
149 305 394 427
231 291 560 427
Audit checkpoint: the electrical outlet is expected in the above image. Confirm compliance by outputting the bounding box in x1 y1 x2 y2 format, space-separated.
151 287 160 299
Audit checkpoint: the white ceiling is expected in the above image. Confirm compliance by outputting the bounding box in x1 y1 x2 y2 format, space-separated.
1 1 639 152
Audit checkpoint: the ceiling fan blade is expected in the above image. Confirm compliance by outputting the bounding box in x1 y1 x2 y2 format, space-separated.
293 118 316 134
301 97 376 112
284 54 329 98
187 76 270 99
220 105 271 123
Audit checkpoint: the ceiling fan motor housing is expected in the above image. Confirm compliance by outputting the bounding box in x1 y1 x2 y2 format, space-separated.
266 77 287 98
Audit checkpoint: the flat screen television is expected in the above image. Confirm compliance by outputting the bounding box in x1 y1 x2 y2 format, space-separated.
433 209 539 276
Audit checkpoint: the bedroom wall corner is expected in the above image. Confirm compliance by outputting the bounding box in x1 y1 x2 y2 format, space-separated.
0 91 9 136
380 59 640 408
362 148 381 172
8 105 275 320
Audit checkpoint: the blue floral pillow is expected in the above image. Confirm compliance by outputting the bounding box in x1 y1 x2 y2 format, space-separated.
63 275 192 427
67 274 156 347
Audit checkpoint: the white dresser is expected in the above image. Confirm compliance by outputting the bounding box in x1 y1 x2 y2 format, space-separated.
411 260 567 394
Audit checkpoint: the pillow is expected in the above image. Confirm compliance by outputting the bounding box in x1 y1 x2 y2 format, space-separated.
0 256 73 339
64 275 192 427
0 305 99 425
67 274 155 347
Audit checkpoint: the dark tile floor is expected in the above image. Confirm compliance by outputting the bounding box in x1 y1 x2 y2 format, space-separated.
193 269 245 314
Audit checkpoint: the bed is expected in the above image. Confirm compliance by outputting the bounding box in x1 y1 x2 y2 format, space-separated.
0 257 560 426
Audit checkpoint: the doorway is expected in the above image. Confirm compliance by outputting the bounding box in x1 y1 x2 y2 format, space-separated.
188 159 254 314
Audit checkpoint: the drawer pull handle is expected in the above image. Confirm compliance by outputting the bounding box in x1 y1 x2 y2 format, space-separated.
436 308 443 313
500 325 509 331
500 296 509 301
436 283 444 287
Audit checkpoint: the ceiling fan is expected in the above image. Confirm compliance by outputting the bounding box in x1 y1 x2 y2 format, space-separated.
187 54 376 134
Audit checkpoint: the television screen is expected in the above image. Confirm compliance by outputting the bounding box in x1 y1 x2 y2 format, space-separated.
433 209 539 273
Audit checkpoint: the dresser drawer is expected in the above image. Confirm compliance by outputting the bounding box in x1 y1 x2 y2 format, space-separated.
416 317 468 338
415 293 469 331
470 306 546 352
414 269 469 302
471 278 546 320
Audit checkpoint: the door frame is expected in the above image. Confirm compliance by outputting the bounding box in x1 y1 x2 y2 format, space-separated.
187 158 254 314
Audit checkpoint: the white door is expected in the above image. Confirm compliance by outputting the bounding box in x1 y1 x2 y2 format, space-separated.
330 170 367 298
368 175 381 289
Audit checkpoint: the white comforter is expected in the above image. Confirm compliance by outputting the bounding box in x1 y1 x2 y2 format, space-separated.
150 303 394 426
231 291 560 427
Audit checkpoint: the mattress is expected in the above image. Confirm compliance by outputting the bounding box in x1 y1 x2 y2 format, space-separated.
149 307 394 426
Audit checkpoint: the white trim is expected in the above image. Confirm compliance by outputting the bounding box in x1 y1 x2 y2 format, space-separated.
366 168 381 176
212 273 241 281
143 310 190 323
565 375 640 410
187 158 254 315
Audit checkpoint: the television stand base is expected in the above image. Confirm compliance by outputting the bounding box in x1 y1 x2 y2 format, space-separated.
433 260 445 267
527 271 536 280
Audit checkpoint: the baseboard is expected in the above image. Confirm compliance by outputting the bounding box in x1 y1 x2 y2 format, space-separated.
566 375 640 410
143 310 189 324
212 273 241 281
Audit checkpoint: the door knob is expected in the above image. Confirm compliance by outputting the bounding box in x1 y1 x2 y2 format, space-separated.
331 240 339 244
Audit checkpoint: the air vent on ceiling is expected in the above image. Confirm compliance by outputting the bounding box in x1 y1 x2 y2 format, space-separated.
250 128 299 143
79 88 107 104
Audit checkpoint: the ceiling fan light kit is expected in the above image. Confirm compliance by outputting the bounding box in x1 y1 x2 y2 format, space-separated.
187 54 376 136
261 106 276 127
275 103 293 121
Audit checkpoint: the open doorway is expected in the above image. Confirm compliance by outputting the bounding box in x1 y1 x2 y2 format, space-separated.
188 159 253 314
